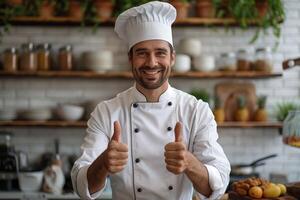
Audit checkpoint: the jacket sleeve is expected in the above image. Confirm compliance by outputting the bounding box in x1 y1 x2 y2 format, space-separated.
192 102 231 200
71 103 111 200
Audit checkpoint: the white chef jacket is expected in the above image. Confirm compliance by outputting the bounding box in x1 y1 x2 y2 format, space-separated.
71 84 230 200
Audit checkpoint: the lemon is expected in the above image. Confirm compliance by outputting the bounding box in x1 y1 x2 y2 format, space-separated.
277 183 287 195
263 183 281 198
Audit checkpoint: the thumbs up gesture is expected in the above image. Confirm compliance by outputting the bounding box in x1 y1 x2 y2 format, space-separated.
103 121 128 174
164 122 189 175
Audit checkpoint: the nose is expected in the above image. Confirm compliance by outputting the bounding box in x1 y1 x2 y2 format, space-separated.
146 53 158 67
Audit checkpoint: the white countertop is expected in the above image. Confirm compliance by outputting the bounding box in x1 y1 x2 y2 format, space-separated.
0 191 112 199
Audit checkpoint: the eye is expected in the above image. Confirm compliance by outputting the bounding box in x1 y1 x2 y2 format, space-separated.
156 51 167 57
136 51 147 58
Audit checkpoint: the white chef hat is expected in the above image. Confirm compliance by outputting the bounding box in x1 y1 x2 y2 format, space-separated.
114 1 176 51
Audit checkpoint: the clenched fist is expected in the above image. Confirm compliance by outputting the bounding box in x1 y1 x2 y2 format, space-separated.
103 121 128 174
164 122 190 175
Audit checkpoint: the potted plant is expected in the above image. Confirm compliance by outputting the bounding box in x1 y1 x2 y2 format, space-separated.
68 0 85 20
275 102 299 122
38 0 55 18
190 89 210 104
195 0 220 18
169 0 191 19
6 0 23 6
226 0 285 45
114 0 151 16
93 0 115 21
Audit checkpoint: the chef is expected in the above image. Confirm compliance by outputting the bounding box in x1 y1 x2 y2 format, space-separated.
71 1 230 200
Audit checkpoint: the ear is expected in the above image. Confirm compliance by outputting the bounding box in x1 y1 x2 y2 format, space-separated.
170 51 176 67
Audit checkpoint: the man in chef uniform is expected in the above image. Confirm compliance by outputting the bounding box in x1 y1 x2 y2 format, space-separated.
71 1 230 200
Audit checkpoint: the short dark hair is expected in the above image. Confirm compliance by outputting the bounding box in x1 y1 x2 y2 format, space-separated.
128 42 174 58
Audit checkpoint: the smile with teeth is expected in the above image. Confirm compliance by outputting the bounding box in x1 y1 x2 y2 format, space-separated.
141 68 163 75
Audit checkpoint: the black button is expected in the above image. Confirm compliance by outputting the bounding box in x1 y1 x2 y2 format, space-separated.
137 188 142 192
134 128 139 133
135 158 140 163
168 185 173 190
168 102 172 106
167 127 172 131
133 103 138 108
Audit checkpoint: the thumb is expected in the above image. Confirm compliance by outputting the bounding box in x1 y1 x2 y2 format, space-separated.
112 121 121 142
174 122 183 142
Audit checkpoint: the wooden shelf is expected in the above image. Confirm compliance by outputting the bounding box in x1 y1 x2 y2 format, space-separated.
0 70 282 79
217 121 283 128
0 120 282 128
7 16 264 26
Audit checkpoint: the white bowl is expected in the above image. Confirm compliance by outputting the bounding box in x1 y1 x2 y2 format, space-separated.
193 55 215 72
81 51 113 72
178 38 202 57
56 104 84 121
173 54 191 72
18 171 43 192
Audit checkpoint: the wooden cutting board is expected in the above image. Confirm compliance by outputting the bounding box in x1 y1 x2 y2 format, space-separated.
215 82 256 121
228 191 297 200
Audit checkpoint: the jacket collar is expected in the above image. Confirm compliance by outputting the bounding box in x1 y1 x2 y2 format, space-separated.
131 83 176 103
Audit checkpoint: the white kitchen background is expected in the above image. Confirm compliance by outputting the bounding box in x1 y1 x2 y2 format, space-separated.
1 0 300 183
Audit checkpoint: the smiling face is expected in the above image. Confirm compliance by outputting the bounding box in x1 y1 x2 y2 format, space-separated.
129 40 175 90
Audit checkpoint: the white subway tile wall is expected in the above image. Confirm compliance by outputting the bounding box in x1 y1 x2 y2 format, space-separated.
1 0 300 182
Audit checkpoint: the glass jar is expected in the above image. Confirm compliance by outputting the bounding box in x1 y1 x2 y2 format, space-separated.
37 43 52 71
254 47 273 72
3 47 18 72
237 49 251 71
282 110 300 148
58 45 73 71
20 43 37 72
218 52 236 71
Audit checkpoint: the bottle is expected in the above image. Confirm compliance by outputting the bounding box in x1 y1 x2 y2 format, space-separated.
237 49 251 71
254 47 273 72
219 52 236 71
37 43 52 71
58 45 73 71
20 43 37 71
3 47 18 72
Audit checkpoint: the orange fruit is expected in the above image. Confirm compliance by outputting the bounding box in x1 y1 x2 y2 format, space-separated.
248 186 263 198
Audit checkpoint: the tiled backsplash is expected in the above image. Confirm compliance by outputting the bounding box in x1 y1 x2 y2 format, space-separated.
1 0 300 182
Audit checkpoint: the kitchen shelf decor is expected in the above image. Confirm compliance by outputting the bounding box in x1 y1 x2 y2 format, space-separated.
0 70 282 79
0 120 283 129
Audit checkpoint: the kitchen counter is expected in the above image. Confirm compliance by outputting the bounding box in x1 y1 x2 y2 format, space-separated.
0 191 112 200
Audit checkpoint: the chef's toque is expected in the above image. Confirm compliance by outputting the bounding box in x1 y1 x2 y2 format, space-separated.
114 1 177 51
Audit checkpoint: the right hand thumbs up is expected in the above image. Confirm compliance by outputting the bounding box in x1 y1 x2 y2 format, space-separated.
103 121 128 174
112 121 121 142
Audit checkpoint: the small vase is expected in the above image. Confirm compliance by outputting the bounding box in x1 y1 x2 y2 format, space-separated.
39 1 55 19
196 0 215 18
255 0 268 18
68 0 83 20
170 1 189 19
94 1 114 21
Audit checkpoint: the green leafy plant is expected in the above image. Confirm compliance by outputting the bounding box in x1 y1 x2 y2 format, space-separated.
190 89 210 103
114 0 152 16
224 0 285 45
275 102 299 121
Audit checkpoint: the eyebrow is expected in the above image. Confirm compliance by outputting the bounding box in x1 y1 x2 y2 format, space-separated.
134 48 168 53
